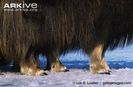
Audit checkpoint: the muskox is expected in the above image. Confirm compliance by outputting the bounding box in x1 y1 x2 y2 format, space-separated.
0 0 133 75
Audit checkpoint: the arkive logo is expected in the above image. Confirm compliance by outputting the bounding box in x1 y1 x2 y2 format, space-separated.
3 1 38 11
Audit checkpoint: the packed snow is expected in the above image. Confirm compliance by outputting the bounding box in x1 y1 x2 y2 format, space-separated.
0 45 133 87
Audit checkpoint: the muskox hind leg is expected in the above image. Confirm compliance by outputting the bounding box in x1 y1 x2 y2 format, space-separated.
46 51 68 72
89 44 110 74
20 52 47 75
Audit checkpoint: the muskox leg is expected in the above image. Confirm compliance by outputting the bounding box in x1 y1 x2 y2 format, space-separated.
0 56 8 66
46 51 68 72
12 58 21 71
20 52 47 75
0 53 10 66
89 44 110 74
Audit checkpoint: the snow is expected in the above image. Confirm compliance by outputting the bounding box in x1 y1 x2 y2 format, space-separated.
0 45 133 87
0 69 133 87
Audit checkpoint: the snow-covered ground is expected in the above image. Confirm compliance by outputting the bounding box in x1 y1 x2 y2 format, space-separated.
0 69 133 87
0 45 133 87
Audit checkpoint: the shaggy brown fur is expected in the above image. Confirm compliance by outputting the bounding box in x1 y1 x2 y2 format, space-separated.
0 0 133 75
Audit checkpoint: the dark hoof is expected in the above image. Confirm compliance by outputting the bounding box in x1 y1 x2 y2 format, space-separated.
99 70 111 75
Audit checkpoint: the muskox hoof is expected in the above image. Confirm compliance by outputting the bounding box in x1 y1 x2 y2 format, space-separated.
97 70 111 75
59 66 69 72
35 70 47 76
51 64 69 72
21 68 47 76
90 64 111 75
91 69 111 75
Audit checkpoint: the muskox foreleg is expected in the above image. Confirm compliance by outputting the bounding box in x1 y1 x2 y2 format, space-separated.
89 44 110 74
46 51 68 72
20 52 47 75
